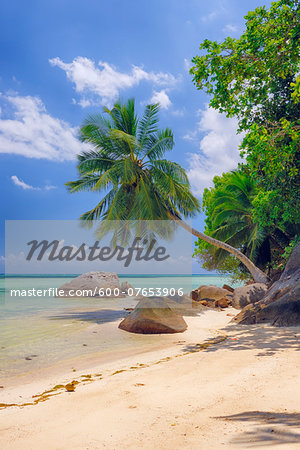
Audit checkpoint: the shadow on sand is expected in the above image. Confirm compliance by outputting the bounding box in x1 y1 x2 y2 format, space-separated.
215 411 300 447
49 309 127 325
182 324 300 357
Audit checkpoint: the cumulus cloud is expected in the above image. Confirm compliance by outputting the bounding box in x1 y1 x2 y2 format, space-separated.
186 106 244 196
11 175 57 191
49 57 179 107
149 90 171 109
0 94 88 160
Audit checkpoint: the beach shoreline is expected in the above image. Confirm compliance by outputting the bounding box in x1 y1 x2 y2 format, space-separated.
0 309 233 404
1 309 300 449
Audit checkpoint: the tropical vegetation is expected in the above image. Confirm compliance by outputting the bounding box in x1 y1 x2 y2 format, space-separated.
191 0 300 279
194 170 296 281
66 99 268 283
66 0 299 283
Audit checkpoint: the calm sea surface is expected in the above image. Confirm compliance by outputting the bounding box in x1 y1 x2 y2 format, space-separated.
0 275 241 380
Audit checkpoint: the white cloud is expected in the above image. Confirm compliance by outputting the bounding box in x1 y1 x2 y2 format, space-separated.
0 94 88 160
149 90 171 109
186 106 244 196
49 57 179 107
223 24 238 33
11 175 40 190
11 175 57 191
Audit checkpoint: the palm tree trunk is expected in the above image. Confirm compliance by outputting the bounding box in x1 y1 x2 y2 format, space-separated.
173 217 269 285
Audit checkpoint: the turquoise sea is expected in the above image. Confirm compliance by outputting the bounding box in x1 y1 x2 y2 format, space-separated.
0 275 241 381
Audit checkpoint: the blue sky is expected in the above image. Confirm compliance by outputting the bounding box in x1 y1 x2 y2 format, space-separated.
0 0 271 272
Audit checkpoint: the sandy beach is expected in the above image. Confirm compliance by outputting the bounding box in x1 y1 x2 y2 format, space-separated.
1 309 300 449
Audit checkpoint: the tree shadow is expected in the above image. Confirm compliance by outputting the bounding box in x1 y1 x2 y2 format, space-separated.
49 309 127 325
182 324 300 357
215 411 300 447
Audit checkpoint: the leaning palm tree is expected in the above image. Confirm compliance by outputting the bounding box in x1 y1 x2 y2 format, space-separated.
66 99 268 284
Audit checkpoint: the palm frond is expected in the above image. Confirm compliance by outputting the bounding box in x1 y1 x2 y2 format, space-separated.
141 128 174 160
149 160 189 184
109 129 137 156
77 151 115 175
137 103 160 150
104 99 138 135
65 175 106 193
79 188 118 221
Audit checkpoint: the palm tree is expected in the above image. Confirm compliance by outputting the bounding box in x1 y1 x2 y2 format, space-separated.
66 99 268 284
200 171 271 269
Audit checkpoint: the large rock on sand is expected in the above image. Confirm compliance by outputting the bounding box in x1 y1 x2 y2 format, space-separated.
191 285 233 308
58 271 125 297
191 285 232 302
233 243 300 327
118 297 187 334
231 283 268 309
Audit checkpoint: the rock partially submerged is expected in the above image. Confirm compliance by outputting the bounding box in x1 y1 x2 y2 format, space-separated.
118 297 188 334
57 271 125 297
233 243 300 327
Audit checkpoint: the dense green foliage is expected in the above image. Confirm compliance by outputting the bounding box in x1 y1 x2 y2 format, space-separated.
191 0 300 278
190 0 299 129
191 0 300 233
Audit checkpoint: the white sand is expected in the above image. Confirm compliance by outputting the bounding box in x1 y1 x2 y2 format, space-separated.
1 309 300 449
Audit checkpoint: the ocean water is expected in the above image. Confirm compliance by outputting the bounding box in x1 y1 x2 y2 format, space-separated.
0 275 240 381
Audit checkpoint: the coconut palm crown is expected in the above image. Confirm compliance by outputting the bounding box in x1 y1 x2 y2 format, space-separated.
66 99 200 222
